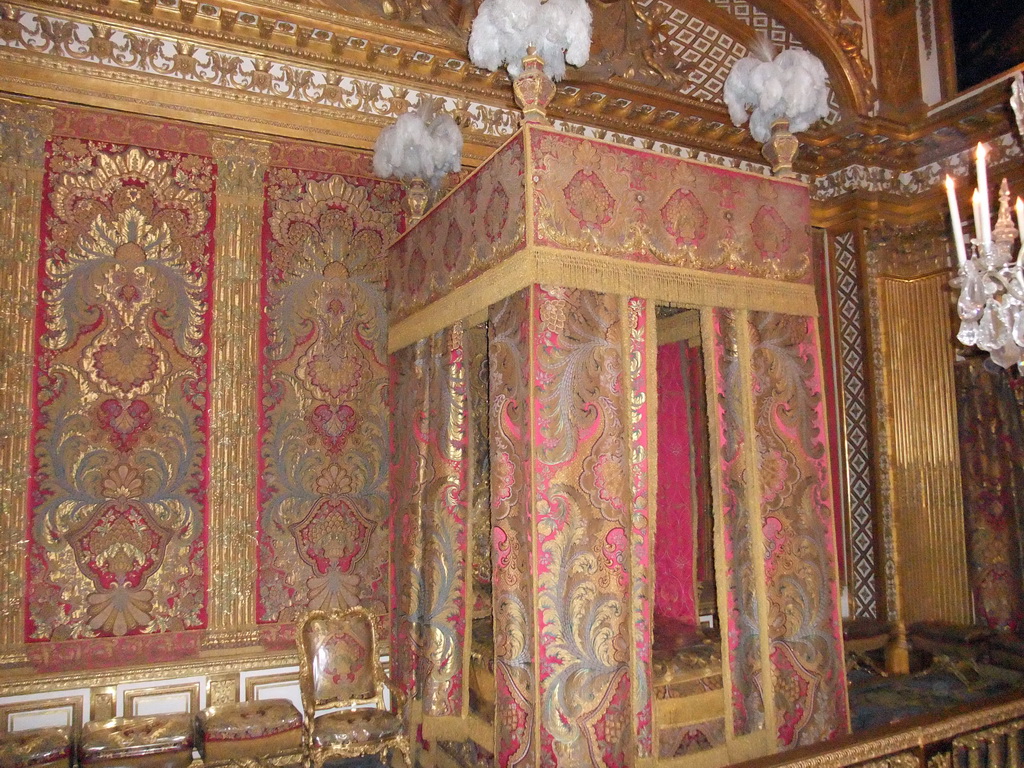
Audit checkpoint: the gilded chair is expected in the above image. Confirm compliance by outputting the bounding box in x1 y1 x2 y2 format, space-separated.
296 607 411 768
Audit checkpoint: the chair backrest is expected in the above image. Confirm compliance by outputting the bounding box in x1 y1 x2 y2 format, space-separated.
297 607 381 712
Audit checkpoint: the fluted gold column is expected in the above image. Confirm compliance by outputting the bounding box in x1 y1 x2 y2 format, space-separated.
203 136 270 648
877 273 971 625
0 99 52 665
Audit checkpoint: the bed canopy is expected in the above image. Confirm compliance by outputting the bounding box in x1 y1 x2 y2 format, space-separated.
387 124 848 767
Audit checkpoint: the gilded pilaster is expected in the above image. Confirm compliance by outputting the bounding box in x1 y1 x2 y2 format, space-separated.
0 98 52 665
203 135 269 647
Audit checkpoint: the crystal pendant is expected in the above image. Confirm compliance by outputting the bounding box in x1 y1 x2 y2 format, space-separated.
957 262 987 320
990 338 1024 369
977 300 1008 352
958 318 981 346
1013 304 1024 349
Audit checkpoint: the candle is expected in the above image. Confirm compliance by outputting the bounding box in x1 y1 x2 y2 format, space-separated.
976 143 991 244
1017 197 1024 266
973 189 982 244
1017 197 1024 243
945 176 968 266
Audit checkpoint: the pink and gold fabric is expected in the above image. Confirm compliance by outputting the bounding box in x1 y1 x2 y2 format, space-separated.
955 358 1024 632
388 325 470 717
257 168 399 624
655 339 699 625
489 290 538 768
303 614 376 704
529 131 811 283
28 134 214 647
389 339 430 699
708 309 764 736
531 286 632 768
628 298 654 758
389 136 526 323
749 311 848 746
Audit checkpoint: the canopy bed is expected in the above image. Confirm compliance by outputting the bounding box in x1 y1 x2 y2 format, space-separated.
387 124 848 768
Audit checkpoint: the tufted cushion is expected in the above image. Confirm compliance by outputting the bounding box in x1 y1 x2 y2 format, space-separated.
197 699 302 763
79 714 194 768
311 709 403 749
0 726 71 768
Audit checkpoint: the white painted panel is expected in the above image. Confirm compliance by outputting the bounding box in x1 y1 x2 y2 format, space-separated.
250 680 303 714
9 706 74 732
115 677 206 718
131 690 194 717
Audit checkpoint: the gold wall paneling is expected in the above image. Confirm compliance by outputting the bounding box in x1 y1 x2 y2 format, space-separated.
204 135 269 648
0 97 52 667
877 273 971 626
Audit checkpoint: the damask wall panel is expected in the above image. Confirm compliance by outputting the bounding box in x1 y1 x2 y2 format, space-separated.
748 311 848 747
257 167 400 627
529 130 811 284
28 138 215 652
708 308 765 737
489 289 538 768
532 286 632 768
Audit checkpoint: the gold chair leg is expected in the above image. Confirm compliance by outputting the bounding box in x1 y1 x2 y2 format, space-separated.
396 737 413 768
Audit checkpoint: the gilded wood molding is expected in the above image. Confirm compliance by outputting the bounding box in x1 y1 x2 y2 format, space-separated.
0 97 52 666
203 135 269 648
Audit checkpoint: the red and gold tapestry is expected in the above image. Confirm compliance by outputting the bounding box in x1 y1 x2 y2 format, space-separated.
27 138 214 648
749 311 848 746
258 168 400 625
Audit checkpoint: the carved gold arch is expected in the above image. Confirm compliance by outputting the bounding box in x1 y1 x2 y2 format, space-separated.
748 0 876 115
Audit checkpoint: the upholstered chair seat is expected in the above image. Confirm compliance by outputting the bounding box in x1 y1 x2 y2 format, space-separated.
78 713 194 768
311 709 404 749
197 699 302 765
0 726 72 768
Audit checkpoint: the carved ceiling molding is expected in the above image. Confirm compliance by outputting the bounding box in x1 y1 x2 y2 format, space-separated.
0 7 780 181
0 0 1015 179
812 130 1023 203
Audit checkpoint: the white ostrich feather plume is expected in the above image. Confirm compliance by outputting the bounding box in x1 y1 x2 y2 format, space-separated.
372 103 463 188
724 40 830 144
468 0 592 81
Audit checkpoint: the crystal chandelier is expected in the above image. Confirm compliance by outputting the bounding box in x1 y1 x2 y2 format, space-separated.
947 143 1024 369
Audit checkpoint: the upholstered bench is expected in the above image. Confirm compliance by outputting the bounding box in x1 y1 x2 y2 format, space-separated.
197 699 303 766
0 726 73 768
78 713 194 768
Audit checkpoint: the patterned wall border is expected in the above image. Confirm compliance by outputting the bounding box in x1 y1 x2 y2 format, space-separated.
831 231 878 619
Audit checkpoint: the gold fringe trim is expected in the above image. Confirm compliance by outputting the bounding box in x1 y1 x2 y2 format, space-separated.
389 248 818 352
